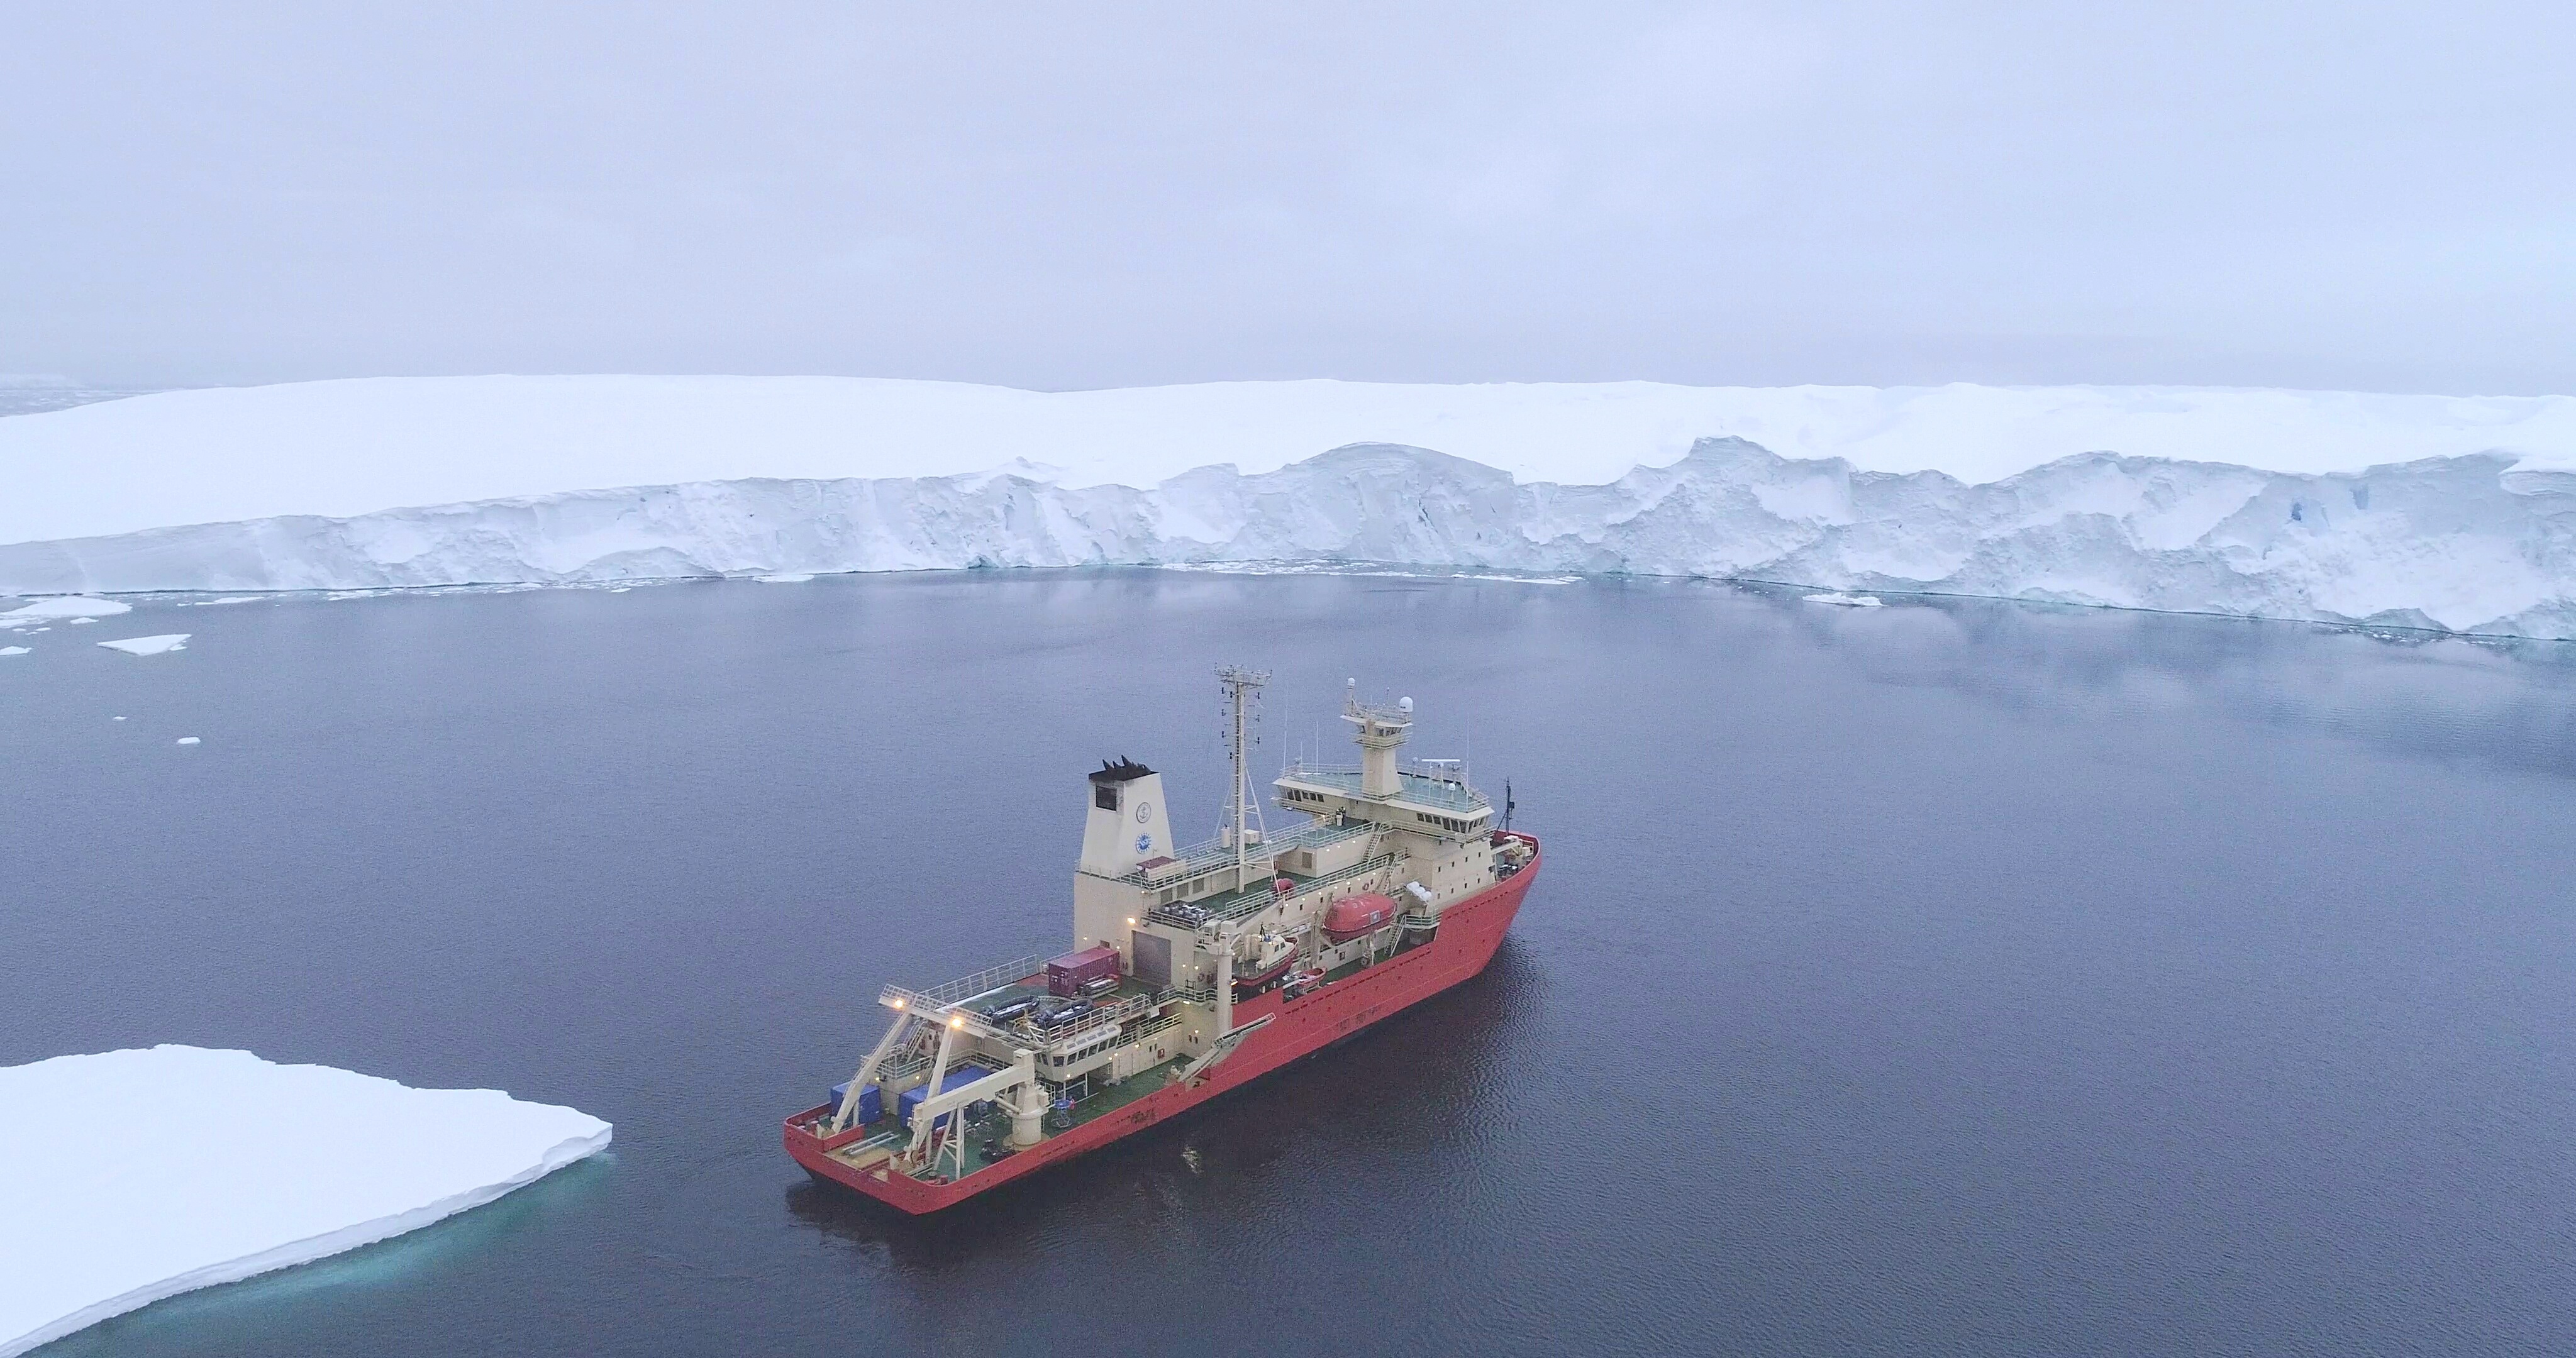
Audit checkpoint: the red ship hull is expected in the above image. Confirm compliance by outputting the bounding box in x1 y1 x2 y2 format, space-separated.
785 833 1540 1213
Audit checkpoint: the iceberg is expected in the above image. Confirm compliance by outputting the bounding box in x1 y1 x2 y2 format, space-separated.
4 376 2575 636
0 1046 609 1357
96 633 189 656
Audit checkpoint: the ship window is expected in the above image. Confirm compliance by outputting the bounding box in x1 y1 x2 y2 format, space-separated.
1096 784 1118 811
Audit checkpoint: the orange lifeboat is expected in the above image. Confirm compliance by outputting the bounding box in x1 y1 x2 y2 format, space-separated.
1322 892 1397 943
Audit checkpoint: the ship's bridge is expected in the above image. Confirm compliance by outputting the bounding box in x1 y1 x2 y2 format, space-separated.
1275 760 1493 837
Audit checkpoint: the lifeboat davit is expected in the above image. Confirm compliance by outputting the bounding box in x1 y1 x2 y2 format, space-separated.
1322 892 1397 944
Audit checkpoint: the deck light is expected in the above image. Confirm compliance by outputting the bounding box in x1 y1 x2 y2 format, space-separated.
1126 917 1137 926
891 997 906 1009
949 1015 965 1029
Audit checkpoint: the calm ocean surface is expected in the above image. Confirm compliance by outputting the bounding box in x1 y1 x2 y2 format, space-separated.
8 571 2576 1356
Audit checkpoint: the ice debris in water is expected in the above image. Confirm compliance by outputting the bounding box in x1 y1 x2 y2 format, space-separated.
1804 592 1884 608
0 1046 611 1358
0 646 26 656
174 736 201 745
756 573 815 583
96 634 189 656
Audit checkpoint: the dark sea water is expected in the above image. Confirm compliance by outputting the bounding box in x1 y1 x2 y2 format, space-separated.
8 571 2576 1357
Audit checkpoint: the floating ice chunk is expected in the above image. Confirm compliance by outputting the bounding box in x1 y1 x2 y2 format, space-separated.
96 634 189 656
0 597 130 623
191 596 261 606
0 646 25 656
755 573 815 583
0 1046 610 1358
1804 592 1884 608
67 617 96 625
175 736 201 745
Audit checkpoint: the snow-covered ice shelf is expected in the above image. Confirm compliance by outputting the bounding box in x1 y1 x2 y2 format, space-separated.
5 376 2576 637
0 1046 610 1357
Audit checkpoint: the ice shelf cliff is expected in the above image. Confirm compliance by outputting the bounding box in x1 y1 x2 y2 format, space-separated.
4 376 2575 637
0 1046 609 1358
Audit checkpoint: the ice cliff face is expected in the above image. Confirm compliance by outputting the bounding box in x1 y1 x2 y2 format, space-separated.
9 436 2575 638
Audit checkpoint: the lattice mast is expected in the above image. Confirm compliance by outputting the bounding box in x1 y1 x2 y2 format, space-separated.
1216 664 1270 890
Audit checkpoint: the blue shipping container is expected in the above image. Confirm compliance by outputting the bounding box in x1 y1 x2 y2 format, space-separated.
897 1064 996 1130
827 1081 884 1125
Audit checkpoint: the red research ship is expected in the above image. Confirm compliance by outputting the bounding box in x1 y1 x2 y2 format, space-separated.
785 669 1541 1213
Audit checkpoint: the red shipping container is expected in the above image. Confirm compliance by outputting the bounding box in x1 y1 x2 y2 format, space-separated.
1046 944 1121 997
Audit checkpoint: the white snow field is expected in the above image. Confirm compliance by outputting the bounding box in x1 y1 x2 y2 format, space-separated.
0 1046 609 1357
4 375 2576 635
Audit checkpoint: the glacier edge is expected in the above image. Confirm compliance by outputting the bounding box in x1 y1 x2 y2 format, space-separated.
7 436 2574 639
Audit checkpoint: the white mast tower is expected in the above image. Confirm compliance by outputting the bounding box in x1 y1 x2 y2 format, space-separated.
1216 664 1270 890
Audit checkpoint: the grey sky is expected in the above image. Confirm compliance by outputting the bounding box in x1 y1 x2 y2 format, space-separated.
4 2 2569 394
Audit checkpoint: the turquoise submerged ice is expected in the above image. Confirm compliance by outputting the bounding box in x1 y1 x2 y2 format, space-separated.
0 1046 609 1358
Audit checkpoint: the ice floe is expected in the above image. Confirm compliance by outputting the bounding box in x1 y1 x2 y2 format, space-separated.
1804 592 1884 608
96 634 189 656
175 736 201 745
1 596 128 624
0 646 26 656
0 1046 609 1357
755 572 816 583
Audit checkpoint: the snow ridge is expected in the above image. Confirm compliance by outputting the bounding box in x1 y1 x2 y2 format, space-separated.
7 437 2575 637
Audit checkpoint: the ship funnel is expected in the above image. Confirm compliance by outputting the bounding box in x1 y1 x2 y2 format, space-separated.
1079 758 1173 878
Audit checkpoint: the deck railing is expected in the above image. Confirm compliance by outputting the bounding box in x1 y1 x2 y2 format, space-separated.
880 955 1042 1013
1110 816 1374 888
1150 852 1399 930
1280 761 1491 813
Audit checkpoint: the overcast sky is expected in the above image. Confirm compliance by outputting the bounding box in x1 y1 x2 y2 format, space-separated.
3 2 2570 394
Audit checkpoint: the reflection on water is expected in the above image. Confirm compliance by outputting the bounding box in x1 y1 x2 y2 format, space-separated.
1753 585 2576 780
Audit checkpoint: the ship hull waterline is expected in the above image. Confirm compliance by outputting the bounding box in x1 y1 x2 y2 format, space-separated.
784 836 1540 1214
